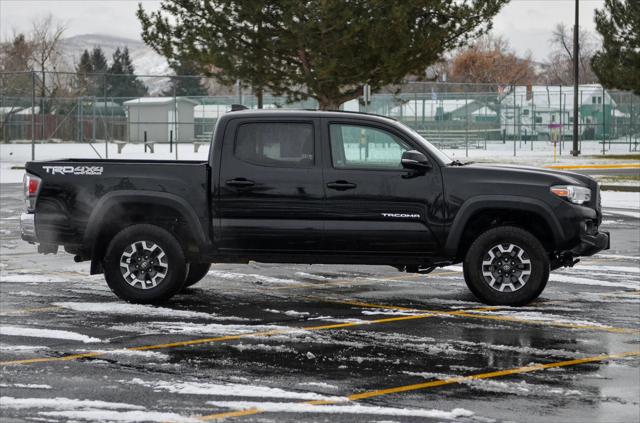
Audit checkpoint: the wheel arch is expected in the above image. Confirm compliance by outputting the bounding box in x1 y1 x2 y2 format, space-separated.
83 191 207 274
444 195 564 258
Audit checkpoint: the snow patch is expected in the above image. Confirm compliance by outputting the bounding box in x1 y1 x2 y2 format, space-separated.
0 274 67 283
52 302 235 320
0 383 51 389
39 410 196 422
207 401 473 419
126 378 344 401
231 343 296 354
208 270 299 284
550 273 639 289
112 321 296 336
0 325 103 343
0 344 50 352
0 396 144 410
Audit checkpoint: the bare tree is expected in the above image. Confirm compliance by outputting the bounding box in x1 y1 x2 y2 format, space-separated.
29 14 66 101
540 23 599 85
447 35 537 87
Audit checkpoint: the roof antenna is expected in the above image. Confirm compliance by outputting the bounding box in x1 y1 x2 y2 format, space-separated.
230 104 248 111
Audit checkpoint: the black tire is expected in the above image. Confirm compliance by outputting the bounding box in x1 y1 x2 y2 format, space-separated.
103 224 187 304
183 263 212 288
463 226 549 306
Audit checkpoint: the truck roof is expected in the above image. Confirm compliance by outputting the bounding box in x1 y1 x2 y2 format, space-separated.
223 108 397 123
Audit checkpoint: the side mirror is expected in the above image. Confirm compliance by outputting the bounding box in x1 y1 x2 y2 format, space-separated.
401 150 431 172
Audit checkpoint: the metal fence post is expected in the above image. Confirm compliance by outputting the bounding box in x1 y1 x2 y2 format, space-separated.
602 85 606 155
92 95 96 144
104 74 108 159
465 96 469 157
174 85 178 160
31 70 36 160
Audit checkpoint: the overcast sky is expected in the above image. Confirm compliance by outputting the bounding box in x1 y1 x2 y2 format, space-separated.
0 0 604 61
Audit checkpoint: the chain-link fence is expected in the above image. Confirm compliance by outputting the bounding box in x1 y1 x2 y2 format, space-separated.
1 71 639 161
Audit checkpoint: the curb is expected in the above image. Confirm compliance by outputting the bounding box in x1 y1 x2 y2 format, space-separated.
600 185 640 192
545 163 640 170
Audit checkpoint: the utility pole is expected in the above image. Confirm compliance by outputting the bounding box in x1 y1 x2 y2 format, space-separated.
572 0 580 156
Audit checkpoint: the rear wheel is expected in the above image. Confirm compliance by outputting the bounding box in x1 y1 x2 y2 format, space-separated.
103 224 187 304
183 263 212 288
463 226 549 306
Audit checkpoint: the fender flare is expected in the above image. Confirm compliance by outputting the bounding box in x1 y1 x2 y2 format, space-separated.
443 195 564 257
83 190 207 253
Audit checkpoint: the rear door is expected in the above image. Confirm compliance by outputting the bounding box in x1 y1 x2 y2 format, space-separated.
321 118 442 254
217 118 324 252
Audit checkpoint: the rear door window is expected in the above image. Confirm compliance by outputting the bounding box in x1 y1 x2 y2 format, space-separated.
235 122 314 168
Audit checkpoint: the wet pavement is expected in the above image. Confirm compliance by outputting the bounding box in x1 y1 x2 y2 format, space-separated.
0 182 639 422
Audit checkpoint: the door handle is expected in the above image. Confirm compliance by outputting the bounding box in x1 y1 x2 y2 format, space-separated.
226 178 255 187
327 180 357 191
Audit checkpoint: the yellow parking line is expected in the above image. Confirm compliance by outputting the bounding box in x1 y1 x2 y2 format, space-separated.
545 163 640 170
332 299 639 334
0 305 488 366
197 350 640 421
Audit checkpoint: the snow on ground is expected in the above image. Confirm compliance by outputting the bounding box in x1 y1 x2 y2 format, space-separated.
464 309 610 328
232 343 296 354
0 344 49 352
0 383 52 389
0 274 68 283
208 270 300 285
549 273 639 290
297 382 339 391
111 321 299 337
403 371 582 397
265 309 311 317
0 325 104 343
600 191 640 211
125 378 344 401
0 396 145 410
206 401 474 420
86 349 169 361
1 396 195 422
52 301 244 321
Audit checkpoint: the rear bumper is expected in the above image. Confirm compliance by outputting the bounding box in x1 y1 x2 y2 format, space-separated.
20 213 37 243
571 230 610 257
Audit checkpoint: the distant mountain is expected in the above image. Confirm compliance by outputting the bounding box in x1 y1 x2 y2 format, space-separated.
59 34 171 95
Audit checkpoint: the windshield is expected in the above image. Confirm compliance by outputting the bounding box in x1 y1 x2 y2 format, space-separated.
396 121 453 165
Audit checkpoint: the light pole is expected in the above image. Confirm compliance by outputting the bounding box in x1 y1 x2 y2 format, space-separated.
572 0 580 156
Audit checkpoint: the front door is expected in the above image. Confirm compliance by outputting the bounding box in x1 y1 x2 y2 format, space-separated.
321 119 442 254
217 118 324 253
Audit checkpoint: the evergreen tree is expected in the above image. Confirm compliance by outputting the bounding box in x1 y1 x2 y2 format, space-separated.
91 47 108 74
163 60 208 97
107 47 148 98
138 0 507 110
592 0 640 94
75 49 93 94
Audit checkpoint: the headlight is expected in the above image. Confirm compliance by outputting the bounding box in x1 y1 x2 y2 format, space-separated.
550 185 591 205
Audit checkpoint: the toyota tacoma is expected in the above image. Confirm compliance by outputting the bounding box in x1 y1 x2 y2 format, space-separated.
20 109 609 305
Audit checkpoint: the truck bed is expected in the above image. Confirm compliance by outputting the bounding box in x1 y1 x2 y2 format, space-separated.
25 158 211 249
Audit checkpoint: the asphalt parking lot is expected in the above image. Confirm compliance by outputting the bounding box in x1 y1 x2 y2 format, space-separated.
1 181 639 423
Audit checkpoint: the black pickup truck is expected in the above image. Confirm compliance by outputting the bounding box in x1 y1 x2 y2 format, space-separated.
20 109 609 306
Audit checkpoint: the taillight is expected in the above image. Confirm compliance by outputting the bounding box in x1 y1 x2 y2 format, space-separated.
23 173 41 212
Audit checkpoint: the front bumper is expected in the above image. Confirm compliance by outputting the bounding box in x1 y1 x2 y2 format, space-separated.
571 230 610 257
20 213 37 243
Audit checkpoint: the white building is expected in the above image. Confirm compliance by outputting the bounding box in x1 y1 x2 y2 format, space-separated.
123 97 198 143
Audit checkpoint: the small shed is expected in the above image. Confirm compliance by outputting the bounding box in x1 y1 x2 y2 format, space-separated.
123 97 198 143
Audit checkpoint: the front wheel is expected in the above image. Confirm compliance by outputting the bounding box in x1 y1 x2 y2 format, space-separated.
103 224 187 304
463 226 549 306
